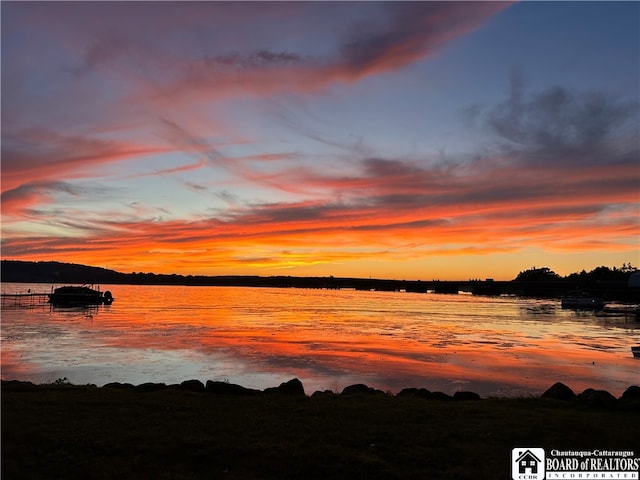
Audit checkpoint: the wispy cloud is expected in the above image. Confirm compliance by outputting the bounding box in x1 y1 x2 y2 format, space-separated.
2 1 636 277
337 2 508 78
3 77 637 272
1 180 121 219
486 73 639 165
1 129 168 191
3 1 508 194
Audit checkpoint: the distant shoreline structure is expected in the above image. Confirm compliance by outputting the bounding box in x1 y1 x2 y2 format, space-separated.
1 260 638 301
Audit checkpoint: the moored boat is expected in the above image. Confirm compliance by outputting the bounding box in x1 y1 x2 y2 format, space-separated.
560 291 605 310
632 346 640 359
48 285 113 306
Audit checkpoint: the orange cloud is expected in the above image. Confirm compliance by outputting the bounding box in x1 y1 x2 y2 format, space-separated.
2 2 637 279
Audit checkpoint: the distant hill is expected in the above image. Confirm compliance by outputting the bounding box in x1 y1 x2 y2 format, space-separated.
1 260 125 284
0 260 381 289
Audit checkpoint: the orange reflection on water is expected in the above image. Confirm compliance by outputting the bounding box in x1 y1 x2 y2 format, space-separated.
1 284 638 396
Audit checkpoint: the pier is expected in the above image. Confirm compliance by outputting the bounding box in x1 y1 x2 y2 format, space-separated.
1 292 50 308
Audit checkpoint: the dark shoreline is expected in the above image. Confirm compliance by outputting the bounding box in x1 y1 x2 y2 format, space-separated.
3 378 640 404
3 379 639 479
3 259 639 301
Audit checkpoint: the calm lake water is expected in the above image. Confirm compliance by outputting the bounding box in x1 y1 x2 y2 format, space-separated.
1 283 639 397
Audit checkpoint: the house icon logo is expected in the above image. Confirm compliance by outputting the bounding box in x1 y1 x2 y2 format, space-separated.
512 448 545 480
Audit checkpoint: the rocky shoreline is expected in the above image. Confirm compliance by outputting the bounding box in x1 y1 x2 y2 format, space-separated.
4 378 639 479
4 378 639 406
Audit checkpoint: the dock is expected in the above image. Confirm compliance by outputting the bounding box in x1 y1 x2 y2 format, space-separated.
1 292 50 308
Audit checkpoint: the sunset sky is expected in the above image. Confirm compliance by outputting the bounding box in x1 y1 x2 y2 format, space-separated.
2 1 639 280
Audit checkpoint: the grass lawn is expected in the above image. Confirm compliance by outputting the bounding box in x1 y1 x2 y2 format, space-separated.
2 381 639 479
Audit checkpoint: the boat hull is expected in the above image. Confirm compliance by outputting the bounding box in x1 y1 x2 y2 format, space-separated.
561 297 605 310
48 286 113 306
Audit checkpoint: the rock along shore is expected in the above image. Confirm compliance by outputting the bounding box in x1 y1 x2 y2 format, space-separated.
4 378 639 479
3 378 639 407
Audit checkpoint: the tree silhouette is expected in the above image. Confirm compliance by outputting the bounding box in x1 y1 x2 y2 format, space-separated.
514 267 561 282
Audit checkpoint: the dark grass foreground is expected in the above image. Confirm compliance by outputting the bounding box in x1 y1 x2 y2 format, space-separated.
3 380 639 480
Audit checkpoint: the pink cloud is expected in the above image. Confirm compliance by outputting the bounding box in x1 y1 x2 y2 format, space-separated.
2 129 169 191
2 2 636 277
135 2 512 104
2 2 512 208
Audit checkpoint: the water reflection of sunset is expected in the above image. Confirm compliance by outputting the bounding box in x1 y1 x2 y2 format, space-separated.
1 284 638 396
